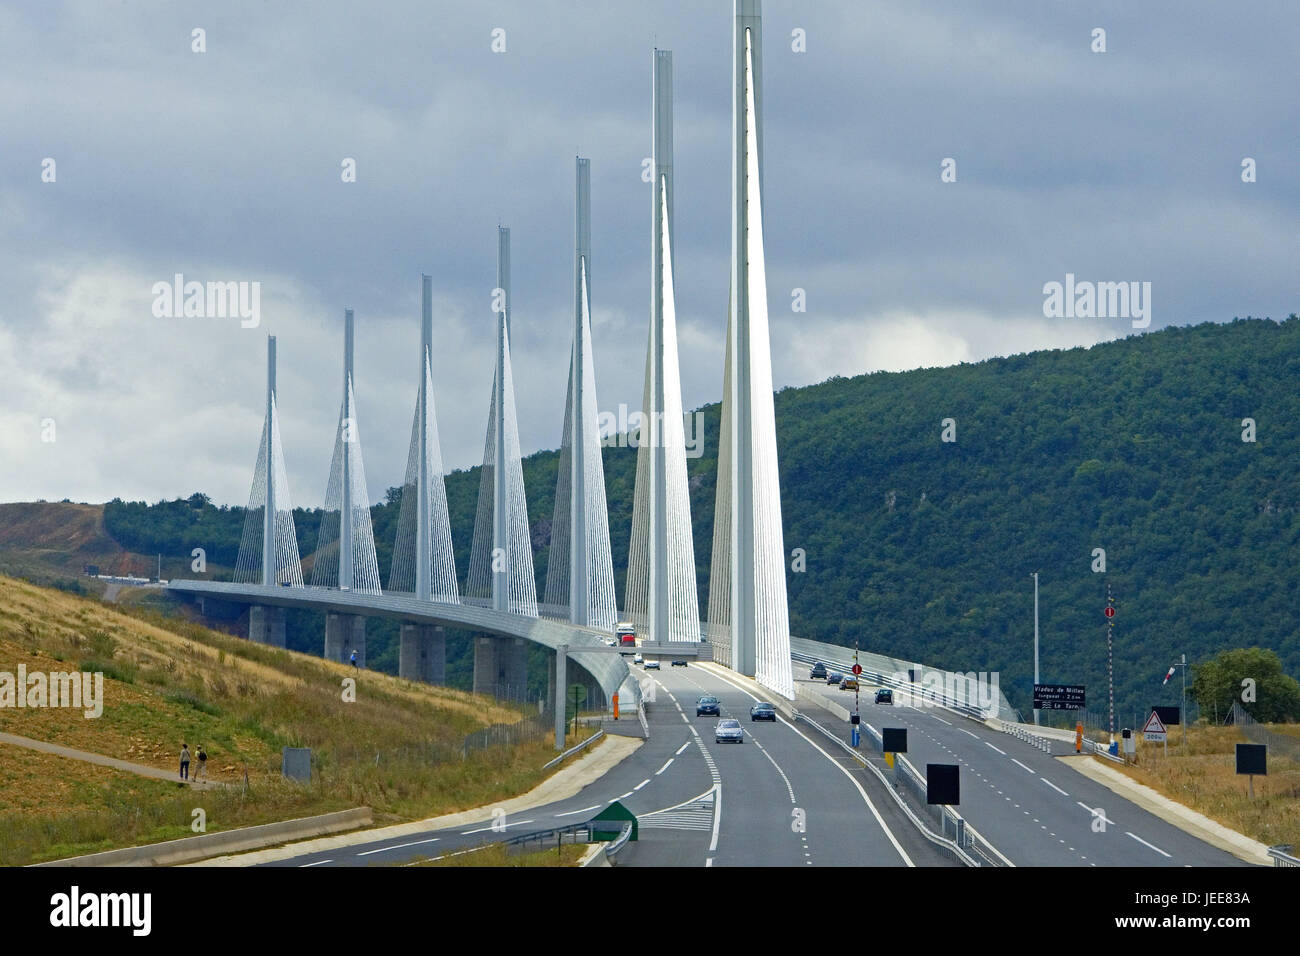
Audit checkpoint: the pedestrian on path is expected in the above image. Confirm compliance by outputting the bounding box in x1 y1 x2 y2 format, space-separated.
195 744 208 781
179 743 191 780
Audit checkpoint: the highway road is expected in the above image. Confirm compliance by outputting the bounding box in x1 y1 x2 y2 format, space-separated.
262 660 953 868
792 664 1246 867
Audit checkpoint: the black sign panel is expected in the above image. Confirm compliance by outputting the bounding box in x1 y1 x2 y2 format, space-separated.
1033 684 1086 709
926 764 960 805
1236 743 1267 776
882 728 907 753
1151 705 1180 726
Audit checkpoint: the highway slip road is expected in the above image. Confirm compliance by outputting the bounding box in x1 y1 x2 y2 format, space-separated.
794 670 1246 867
256 662 952 868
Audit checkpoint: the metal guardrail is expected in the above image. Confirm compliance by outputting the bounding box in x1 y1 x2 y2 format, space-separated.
1268 845 1299 868
541 730 605 770
604 821 634 857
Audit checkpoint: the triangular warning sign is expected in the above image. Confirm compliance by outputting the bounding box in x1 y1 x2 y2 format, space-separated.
1141 711 1167 735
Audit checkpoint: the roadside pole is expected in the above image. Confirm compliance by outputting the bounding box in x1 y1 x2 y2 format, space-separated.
1032 571 1040 726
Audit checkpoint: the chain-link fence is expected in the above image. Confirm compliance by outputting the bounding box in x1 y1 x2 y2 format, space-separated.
1231 702 1300 763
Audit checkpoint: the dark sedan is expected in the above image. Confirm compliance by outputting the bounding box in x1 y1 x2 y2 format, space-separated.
696 696 721 717
750 702 777 721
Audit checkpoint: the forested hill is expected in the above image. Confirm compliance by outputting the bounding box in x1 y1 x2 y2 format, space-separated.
98 316 1300 718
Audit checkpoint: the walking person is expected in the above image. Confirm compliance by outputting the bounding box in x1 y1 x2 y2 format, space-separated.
179 743 191 780
349 649 358 670
195 744 208 782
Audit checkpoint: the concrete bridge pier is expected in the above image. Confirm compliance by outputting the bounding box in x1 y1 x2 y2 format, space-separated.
325 613 367 666
473 636 528 700
248 605 286 647
399 624 446 683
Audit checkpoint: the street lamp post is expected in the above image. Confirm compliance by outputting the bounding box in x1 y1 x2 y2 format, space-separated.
1032 572 1040 726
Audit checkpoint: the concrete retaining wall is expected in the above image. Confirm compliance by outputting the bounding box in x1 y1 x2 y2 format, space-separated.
32 807 372 867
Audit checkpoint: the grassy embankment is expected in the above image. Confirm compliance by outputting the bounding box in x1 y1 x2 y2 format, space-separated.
0 574 594 865
1095 722 1300 850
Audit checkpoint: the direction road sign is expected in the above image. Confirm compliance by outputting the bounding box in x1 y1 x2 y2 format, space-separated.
1033 684 1086 710
1141 710 1167 742
851 664 862 676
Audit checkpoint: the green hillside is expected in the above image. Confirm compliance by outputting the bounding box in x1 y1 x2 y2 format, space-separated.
96 316 1300 720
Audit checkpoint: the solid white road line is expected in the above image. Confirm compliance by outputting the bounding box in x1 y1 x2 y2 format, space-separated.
929 714 952 726
709 785 722 852
960 729 980 739
655 758 674 775
1011 758 1035 773
554 804 600 817
299 859 332 867
985 742 1007 755
1126 831 1172 857
1041 777 1069 796
356 837 441 856
460 820 533 835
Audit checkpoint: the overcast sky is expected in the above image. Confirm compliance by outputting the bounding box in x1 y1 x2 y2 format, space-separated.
2 1 1296 508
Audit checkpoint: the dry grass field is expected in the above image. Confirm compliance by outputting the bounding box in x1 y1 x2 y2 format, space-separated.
0 573 596 864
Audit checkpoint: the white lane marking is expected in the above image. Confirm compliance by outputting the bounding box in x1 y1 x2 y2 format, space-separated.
633 778 650 791
1126 831 1172 858
614 791 634 800
299 859 332 867
655 758 674 775
1011 758 1035 773
709 784 723 852
676 741 691 755
1077 802 1115 825
960 729 980 739
705 857 714 867
461 819 533 835
1041 777 1068 796
689 725 701 739
752 735 797 803
985 742 1007 755
357 837 441 856
554 804 599 817
680 713 690 723
929 714 952 726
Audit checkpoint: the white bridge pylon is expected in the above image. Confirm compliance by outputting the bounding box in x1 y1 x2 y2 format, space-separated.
234 335 304 589
626 49 702 646
467 227 539 617
390 275 461 603
708 0 794 700
311 309 382 594
545 157 618 632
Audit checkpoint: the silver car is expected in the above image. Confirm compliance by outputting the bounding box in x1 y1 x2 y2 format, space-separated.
715 718 744 744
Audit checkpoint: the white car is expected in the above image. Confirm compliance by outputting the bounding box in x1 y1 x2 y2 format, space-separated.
644 659 661 670
633 653 644 664
715 718 744 744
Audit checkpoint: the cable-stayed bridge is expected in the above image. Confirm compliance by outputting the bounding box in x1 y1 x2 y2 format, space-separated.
168 0 794 745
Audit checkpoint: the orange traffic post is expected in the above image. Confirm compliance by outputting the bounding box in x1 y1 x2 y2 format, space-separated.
1075 723 1083 754
612 693 619 721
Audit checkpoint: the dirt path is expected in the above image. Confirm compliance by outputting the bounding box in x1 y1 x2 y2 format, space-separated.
0 731 226 790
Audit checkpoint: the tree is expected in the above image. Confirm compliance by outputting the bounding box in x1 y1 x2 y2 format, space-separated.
1193 647 1300 723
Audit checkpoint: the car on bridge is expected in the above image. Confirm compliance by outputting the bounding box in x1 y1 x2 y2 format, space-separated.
671 659 688 667
644 659 660 670
809 662 828 680
750 702 776 721
875 688 893 704
696 696 721 717
633 653 643 664
715 718 744 744
826 672 844 685
839 678 859 691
